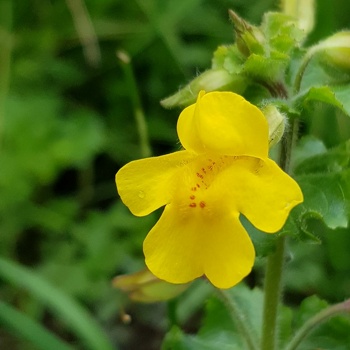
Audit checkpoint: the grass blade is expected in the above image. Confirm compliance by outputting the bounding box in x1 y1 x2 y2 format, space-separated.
0 257 116 350
0 300 74 350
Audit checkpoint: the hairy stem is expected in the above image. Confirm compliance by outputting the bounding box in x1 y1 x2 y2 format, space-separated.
285 299 350 350
260 117 299 350
293 46 319 94
260 236 286 350
217 289 258 350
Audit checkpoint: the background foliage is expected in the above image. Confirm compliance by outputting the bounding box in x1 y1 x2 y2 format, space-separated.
1 0 350 349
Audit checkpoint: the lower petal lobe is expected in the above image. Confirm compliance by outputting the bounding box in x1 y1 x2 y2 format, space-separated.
143 202 255 289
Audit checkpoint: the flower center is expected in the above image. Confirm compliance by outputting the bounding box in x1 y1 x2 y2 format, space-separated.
183 155 237 211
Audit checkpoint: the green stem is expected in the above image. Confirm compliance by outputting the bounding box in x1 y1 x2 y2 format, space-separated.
0 0 12 150
167 299 178 328
117 50 152 158
66 0 101 67
285 299 350 350
261 117 299 350
217 289 258 350
293 46 319 94
260 236 286 350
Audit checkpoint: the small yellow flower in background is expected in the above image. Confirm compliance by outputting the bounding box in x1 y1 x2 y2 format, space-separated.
116 91 303 289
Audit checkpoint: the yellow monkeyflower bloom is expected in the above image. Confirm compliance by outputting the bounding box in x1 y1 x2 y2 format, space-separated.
116 91 303 289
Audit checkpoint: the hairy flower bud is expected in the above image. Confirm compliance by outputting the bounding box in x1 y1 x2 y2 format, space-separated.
113 268 189 303
161 69 247 108
261 104 286 147
315 31 350 71
281 0 315 35
228 10 265 57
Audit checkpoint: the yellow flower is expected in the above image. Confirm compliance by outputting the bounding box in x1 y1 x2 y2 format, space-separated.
116 91 303 289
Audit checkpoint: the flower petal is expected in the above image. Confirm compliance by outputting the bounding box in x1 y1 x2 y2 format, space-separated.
177 91 269 158
216 157 303 233
116 150 196 216
143 203 255 289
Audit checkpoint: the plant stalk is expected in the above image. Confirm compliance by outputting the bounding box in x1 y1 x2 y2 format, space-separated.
260 116 299 350
218 288 258 350
66 0 101 67
117 50 152 158
260 236 286 350
285 299 350 350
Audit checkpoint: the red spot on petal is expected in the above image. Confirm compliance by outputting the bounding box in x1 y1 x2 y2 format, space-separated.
189 203 196 208
199 201 206 208
202 167 206 174
190 195 195 200
196 172 203 179
196 183 200 188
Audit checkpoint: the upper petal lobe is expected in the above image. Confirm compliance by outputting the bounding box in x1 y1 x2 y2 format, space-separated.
177 91 269 158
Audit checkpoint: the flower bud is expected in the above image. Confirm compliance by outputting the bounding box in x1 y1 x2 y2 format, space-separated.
261 105 286 147
315 31 350 71
113 268 189 303
281 0 315 35
161 69 247 108
228 10 265 57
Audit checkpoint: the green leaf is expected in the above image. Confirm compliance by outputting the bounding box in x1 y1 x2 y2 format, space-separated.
294 138 350 175
296 175 347 230
0 301 74 350
176 280 213 325
292 136 327 168
287 175 347 242
297 86 344 112
0 257 115 350
262 12 306 52
162 326 229 350
332 84 350 116
287 139 350 241
162 325 242 350
243 215 278 257
212 45 244 74
302 57 350 90
294 295 328 328
163 284 265 350
201 284 263 340
198 296 245 349
325 227 350 271
295 84 350 117
294 53 350 116
243 51 289 81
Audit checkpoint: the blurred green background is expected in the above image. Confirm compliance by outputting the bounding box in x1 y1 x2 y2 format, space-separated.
1 0 350 349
